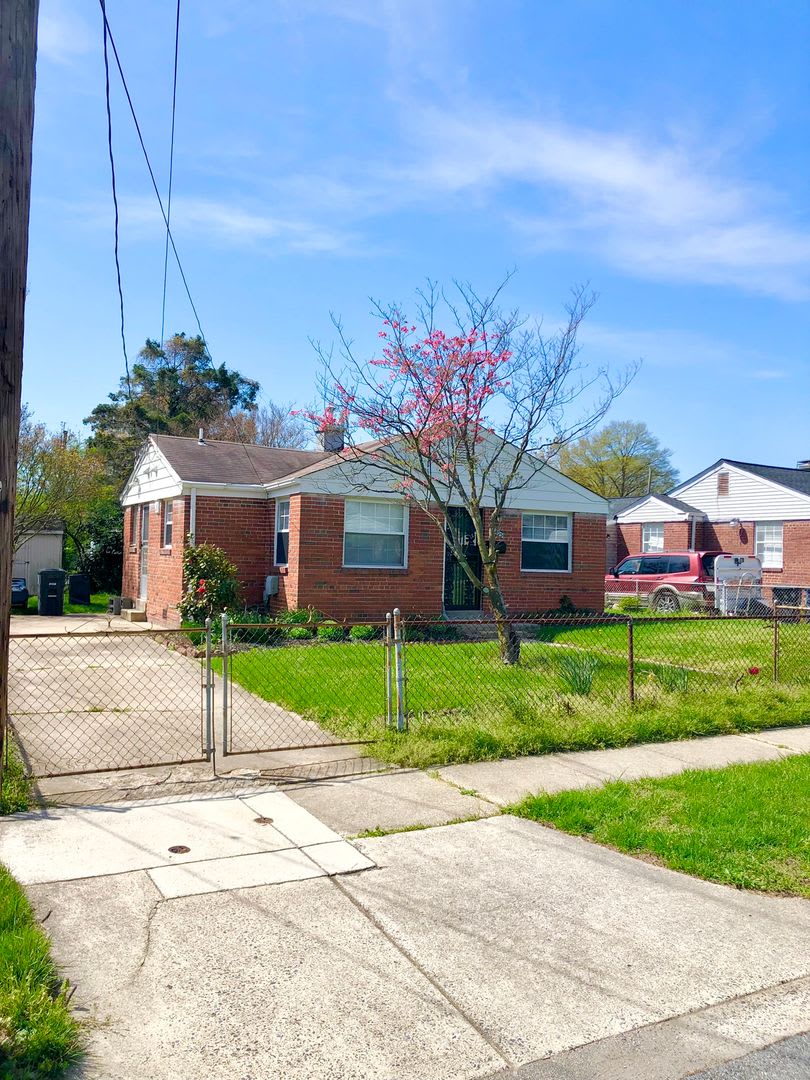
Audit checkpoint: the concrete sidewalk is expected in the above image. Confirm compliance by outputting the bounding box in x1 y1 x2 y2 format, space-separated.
20 814 810 1080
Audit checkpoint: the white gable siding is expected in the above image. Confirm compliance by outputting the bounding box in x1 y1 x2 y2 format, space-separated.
616 496 699 524
121 441 183 506
672 463 810 522
279 455 606 514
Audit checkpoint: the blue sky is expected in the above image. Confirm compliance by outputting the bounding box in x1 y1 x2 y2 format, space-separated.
25 0 810 480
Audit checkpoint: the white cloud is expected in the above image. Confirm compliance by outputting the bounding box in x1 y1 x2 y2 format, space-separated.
405 107 810 301
38 0 93 64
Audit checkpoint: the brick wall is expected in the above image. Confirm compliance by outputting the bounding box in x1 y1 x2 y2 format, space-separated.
616 523 641 561
122 497 187 626
194 495 274 608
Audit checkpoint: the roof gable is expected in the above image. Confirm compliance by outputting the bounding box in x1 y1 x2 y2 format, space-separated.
615 493 705 522
670 459 810 521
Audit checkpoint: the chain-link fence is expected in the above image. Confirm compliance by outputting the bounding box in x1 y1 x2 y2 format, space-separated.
8 629 210 778
7 607 810 783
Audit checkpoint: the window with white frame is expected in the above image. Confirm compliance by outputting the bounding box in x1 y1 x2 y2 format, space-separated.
521 513 571 572
140 504 149 543
162 500 173 547
275 499 290 566
642 523 665 552
344 499 406 568
755 522 783 570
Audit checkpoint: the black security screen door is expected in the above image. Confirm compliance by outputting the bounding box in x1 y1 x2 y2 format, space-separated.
444 507 483 611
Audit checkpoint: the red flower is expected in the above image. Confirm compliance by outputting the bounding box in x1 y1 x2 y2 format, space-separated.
196 578 207 595
748 666 760 675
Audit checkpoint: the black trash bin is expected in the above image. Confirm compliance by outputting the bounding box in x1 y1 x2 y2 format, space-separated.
38 569 66 616
68 573 91 606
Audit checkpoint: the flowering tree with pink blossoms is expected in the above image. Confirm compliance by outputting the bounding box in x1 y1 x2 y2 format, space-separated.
308 280 633 663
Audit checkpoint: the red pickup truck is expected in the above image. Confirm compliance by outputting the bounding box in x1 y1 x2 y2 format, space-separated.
605 551 730 613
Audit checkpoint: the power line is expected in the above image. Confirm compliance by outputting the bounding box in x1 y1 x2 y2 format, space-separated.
160 0 181 345
100 0 131 399
96 0 207 349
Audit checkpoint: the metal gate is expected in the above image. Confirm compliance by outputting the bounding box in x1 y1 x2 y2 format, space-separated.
218 614 404 757
7 627 212 778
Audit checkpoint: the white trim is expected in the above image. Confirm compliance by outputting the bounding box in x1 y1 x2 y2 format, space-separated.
274 497 290 567
162 499 174 548
342 497 409 570
754 520 784 570
641 522 665 552
520 511 572 574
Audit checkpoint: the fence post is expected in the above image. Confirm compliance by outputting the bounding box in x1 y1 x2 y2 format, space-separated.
773 612 779 684
627 617 635 705
221 611 229 756
384 612 393 728
204 617 213 761
393 607 406 732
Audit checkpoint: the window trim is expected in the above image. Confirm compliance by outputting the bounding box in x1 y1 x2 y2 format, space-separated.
162 499 173 548
641 522 665 553
342 497 409 570
275 498 291 567
520 512 572 574
754 520 783 570
140 504 149 544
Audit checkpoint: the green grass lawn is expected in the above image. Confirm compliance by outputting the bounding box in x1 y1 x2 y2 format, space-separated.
0 866 82 1076
510 755 810 898
224 636 810 768
12 593 110 617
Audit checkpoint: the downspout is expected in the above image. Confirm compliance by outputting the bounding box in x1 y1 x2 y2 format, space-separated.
689 514 696 551
189 487 197 545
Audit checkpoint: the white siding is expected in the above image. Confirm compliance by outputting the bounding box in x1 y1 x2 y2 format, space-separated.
121 440 183 506
12 531 63 594
671 463 810 522
617 496 698 523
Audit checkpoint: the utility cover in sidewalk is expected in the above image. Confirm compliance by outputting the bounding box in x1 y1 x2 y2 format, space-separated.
0 789 374 897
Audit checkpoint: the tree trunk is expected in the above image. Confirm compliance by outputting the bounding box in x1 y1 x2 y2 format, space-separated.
0 1 38 778
484 563 520 664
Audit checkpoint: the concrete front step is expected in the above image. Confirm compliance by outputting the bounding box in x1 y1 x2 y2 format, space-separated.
121 607 147 622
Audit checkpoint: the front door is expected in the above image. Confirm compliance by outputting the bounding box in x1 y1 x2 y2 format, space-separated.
443 507 482 611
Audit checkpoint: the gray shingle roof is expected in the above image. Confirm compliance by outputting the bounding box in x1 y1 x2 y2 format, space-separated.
152 434 330 485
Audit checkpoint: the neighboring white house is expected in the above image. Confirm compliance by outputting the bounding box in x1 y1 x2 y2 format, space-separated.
12 528 64 594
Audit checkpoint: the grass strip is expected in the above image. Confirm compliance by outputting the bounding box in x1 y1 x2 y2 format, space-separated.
0 866 82 1076
509 755 810 898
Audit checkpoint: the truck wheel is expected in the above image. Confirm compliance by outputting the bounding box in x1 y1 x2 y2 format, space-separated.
652 590 681 614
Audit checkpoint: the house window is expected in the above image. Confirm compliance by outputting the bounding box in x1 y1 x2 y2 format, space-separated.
275 499 290 566
521 513 571 572
129 506 137 546
642 523 665 552
755 522 783 570
140 504 149 544
162 500 173 548
344 499 406 568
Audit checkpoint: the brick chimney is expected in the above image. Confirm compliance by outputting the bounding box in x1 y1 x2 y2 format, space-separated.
797 460 810 470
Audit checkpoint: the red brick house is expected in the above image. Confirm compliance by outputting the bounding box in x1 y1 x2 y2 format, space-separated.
610 458 810 586
121 432 608 626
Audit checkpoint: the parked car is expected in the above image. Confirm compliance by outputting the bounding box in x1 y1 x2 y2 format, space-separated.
605 551 732 613
11 577 30 609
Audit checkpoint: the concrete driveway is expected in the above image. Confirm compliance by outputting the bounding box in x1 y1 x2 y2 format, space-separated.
9 625 362 779
12 806 810 1080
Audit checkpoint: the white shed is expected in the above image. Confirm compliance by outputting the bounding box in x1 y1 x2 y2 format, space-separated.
12 528 64 594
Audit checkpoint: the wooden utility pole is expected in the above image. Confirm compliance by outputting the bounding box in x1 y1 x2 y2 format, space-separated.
0 1 39 775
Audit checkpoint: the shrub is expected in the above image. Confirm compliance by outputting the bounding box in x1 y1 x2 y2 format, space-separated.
287 626 313 641
406 621 461 642
558 594 576 614
317 620 345 642
614 595 643 613
349 624 378 641
178 542 240 624
557 653 599 695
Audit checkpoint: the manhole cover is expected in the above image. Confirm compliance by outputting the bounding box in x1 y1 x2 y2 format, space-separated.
168 845 190 854
254 817 274 826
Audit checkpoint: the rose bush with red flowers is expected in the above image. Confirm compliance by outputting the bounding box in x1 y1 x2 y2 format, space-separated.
178 542 240 623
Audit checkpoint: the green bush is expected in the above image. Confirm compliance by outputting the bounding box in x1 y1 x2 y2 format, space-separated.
406 621 461 642
614 596 643 613
177 542 240 624
349 624 378 641
317 620 345 642
557 653 599 695
287 626 313 641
